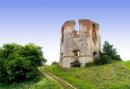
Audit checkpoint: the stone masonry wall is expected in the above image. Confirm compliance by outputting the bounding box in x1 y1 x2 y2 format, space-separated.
60 19 101 68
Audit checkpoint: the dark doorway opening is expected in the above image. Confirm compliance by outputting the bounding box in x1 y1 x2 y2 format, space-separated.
71 50 81 67
70 60 81 67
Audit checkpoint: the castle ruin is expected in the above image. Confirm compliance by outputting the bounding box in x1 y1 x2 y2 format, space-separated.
60 19 101 68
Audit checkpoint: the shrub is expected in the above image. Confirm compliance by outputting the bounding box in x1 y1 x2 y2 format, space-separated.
103 41 121 60
100 53 112 64
94 58 101 65
0 43 46 83
94 41 121 65
93 52 111 65
51 61 59 65
85 62 94 67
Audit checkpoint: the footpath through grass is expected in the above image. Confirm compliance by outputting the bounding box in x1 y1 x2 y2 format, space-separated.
43 61 130 89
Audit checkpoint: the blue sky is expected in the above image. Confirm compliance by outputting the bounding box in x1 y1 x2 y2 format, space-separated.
0 0 130 64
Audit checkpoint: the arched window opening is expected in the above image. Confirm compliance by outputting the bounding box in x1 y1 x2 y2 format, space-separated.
73 50 80 57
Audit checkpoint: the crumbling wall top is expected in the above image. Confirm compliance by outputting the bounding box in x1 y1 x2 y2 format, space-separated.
79 19 99 31
61 19 99 43
62 20 75 30
61 20 75 43
78 19 99 25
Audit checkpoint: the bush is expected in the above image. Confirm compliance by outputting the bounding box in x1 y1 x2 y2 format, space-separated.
94 41 121 65
85 62 94 67
103 41 121 60
94 52 111 65
93 53 101 64
51 61 59 65
100 53 112 64
0 43 46 83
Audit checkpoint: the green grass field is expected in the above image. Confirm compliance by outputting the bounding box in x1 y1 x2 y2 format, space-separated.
0 77 62 89
44 61 130 89
1 61 130 89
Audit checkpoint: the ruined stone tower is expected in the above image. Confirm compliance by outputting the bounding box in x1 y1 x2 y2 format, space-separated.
60 19 101 68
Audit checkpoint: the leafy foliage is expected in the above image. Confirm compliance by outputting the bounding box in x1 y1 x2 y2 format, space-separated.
95 41 121 65
0 43 46 83
94 52 112 65
99 53 112 64
102 41 121 60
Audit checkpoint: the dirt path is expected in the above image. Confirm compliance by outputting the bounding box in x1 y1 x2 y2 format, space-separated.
39 67 78 89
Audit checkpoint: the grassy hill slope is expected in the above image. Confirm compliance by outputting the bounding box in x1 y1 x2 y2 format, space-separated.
43 61 130 89
0 77 62 89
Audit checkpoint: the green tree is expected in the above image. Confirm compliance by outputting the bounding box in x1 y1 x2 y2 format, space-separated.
0 43 46 83
102 41 121 60
0 48 7 82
